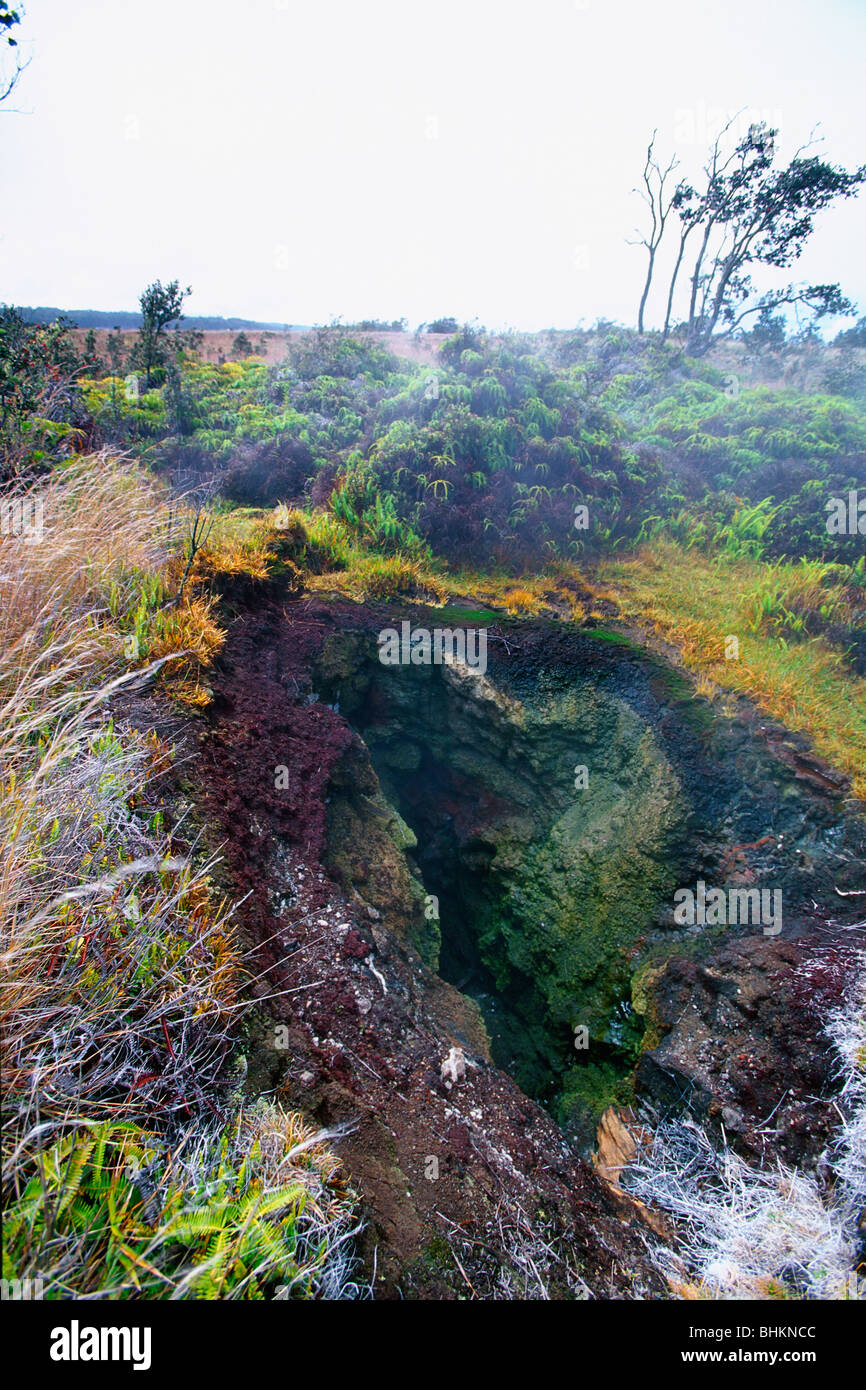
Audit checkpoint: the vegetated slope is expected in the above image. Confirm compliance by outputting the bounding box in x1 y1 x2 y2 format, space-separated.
2 314 864 1299
60 315 864 791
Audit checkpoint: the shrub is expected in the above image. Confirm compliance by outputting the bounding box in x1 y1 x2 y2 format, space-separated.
3 1108 361 1299
222 435 316 506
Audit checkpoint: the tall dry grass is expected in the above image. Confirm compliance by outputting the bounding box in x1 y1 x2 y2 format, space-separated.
1 456 361 1298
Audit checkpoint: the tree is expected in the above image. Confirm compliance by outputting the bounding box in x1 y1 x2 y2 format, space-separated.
834 315 866 348
0 3 26 105
82 328 104 374
0 308 82 478
634 119 865 354
745 305 787 351
630 131 679 333
131 280 190 386
106 327 127 374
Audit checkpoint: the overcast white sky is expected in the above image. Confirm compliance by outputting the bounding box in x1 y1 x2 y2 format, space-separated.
1 0 865 331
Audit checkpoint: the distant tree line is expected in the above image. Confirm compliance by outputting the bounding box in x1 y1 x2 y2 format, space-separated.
15 307 290 331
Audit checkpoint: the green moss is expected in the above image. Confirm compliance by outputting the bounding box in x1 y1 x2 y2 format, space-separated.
585 628 637 648
428 606 497 624
423 1233 455 1269
630 962 667 1053
557 1060 635 1140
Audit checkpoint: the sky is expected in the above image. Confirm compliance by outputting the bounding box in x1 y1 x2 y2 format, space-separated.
1 0 865 332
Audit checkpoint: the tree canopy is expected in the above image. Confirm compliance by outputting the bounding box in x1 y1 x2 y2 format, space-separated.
131 280 191 386
634 119 865 353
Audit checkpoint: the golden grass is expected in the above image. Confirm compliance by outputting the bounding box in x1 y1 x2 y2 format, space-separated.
439 557 602 619
600 539 866 800
502 586 543 616
191 510 275 584
218 503 612 619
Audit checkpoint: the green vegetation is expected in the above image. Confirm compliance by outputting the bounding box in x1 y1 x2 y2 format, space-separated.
4 301 860 776
2 303 862 762
130 279 191 387
3 1109 356 1299
602 541 866 797
2 302 864 1296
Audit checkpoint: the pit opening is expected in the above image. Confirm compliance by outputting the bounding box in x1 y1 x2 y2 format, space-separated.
316 632 687 1139
390 741 643 1115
